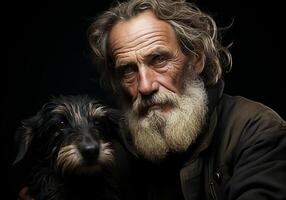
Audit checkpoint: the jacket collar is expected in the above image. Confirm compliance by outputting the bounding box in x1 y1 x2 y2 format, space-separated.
206 79 224 116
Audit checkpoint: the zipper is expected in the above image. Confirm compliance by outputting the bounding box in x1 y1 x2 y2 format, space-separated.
209 181 218 200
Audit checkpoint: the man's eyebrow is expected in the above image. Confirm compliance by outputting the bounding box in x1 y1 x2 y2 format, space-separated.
142 47 170 57
115 61 136 69
114 56 132 68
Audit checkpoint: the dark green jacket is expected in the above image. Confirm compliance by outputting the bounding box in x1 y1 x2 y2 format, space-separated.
180 80 286 200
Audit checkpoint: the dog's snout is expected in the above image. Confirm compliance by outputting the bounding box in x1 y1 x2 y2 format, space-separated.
80 142 100 161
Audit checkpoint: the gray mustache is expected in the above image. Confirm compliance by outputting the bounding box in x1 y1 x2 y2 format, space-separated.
132 91 179 115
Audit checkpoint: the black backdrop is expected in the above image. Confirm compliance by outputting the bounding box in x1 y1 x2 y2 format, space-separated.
2 0 285 198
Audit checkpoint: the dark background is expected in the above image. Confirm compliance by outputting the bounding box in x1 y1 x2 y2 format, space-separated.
2 0 285 198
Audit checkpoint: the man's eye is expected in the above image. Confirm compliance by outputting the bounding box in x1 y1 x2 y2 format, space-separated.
151 55 167 66
117 64 137 79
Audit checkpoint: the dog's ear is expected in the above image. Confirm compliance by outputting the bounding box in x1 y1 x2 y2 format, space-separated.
105 108 138 158
104 108 122 125
13 115 40 164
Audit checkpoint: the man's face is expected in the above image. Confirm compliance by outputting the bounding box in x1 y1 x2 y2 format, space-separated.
108 10 207 161
109 10 204 116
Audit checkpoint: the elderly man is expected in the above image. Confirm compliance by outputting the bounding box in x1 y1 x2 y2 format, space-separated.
19 0 286 199
87 0 286 199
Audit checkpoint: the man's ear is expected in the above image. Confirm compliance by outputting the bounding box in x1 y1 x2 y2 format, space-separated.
193 52 205 74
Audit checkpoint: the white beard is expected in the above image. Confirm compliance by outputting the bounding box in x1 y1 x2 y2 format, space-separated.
125 77 208 161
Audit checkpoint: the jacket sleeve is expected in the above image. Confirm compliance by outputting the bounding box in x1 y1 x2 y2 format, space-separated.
223 107 286 200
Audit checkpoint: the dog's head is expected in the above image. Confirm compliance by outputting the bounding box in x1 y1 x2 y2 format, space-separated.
14 95 122 175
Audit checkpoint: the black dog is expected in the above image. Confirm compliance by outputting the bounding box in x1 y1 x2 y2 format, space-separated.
13 95 129 200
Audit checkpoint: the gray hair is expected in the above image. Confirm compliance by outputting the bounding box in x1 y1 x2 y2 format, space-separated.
87 0 232 92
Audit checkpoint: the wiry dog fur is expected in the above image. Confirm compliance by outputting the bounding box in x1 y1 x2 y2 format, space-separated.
13 95 126 200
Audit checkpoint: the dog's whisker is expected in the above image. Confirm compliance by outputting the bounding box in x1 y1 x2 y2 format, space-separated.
98 142 114 165
56 145 81 173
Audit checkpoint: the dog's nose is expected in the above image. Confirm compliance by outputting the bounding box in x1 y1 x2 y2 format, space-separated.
80 143 100 161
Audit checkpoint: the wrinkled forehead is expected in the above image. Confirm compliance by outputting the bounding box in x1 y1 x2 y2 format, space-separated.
108 10 178 57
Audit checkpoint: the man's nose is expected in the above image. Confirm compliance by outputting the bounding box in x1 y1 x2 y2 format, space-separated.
138 66 159 96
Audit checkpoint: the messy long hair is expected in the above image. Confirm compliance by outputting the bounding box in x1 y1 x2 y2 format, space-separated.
87 0 232 92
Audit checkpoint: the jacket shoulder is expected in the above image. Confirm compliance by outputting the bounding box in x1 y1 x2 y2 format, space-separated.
219 94 284 127
212 94 286 199
215 94 285 162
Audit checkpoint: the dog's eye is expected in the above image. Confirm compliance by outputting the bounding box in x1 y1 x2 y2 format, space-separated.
92 117 106 128
92 120 100 126
56 120 66 130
